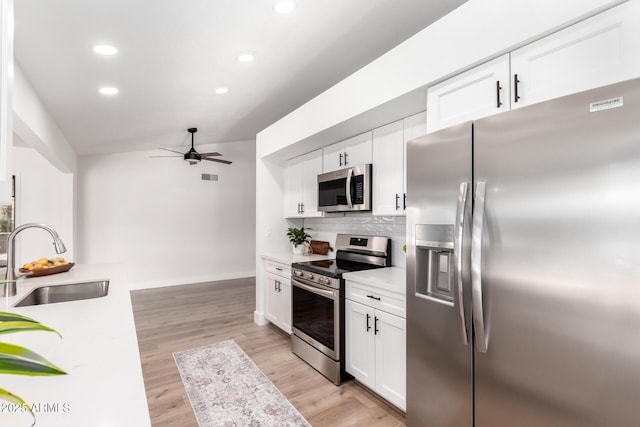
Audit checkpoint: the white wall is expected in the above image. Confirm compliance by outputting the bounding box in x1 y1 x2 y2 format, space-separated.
12 146 74 267
78 139 256 289
13 64 77 174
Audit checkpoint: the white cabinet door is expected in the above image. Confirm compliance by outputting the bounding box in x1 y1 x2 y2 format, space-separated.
426 54 510 133
345 299 376 390
265 272 281 326
284 149 323 218
279 277 292 334
373 120 404 216
300 149 323 217
403 112 426 198
283 157 303 218
323 131 372 172
265 272 291 333
0 0 13 204
511 1 640 110
374 310 407 411
343 131 372 168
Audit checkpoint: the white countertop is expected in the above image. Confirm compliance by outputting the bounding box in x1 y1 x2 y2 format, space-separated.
343 266 407 294
262 252 335 264
0 263 150 427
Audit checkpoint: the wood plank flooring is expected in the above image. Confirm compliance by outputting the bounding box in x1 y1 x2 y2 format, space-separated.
130 277 406 427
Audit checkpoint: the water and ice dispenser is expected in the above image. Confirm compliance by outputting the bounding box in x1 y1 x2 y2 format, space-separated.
414 224 455 303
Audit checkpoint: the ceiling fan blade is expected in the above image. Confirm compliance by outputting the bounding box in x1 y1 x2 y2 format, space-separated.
203 157 232 165
199 152 222 157
149 155 182 158
158 147 184 155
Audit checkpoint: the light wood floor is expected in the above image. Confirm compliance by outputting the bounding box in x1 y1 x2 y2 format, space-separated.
131 277 406 427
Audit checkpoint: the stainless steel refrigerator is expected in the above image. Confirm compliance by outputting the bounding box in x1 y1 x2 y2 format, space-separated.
406 78 640 427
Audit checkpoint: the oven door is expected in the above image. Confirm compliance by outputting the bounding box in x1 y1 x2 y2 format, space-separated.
291 277 340 361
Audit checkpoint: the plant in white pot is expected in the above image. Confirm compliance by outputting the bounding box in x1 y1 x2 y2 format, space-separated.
286 227 311 255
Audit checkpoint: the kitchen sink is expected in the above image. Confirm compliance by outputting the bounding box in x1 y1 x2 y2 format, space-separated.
13 280 110 307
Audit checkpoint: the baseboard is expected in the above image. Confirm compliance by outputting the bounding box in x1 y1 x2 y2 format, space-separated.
254 311 268 326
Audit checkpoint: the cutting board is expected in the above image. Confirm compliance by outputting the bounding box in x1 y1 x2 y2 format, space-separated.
309 240 333 255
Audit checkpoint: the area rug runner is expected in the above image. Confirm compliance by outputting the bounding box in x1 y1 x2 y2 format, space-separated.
174 339 311 427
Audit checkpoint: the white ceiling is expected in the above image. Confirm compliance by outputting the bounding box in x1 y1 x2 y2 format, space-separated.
15 0 466 156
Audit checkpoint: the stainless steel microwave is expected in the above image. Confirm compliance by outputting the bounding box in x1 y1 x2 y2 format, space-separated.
317 164 372 212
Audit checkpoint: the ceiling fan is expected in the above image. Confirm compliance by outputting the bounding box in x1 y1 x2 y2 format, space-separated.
150 128 232 165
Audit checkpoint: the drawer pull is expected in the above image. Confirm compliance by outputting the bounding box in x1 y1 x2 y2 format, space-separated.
275 267 283 271
366 295 381 301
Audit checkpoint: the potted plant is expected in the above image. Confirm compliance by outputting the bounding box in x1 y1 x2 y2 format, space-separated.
286 227 311 255
0 303 66 426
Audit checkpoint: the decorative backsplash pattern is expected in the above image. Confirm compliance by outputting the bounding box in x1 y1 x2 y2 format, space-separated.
303 214 407 267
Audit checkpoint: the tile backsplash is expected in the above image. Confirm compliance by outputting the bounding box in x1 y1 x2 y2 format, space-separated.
303 213 407 267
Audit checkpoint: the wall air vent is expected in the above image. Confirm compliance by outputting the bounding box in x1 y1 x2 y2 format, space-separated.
201 173 218 181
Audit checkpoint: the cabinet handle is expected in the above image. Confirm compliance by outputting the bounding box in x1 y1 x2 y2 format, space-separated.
274 280 279 291
374 316 379 335
403 193 407 210
275 267 283 271
300 203 304 213
514 74 521 103
366 313 371 332
366 294 381 301
496 80 502 108
344 151 349 165
339 153 343 167
395 193 400 210
278 281 282 292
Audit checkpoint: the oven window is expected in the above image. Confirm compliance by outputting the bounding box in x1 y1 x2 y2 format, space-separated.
292 284 335 351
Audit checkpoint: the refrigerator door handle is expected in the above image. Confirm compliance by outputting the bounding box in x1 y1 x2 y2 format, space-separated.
346 168 353 208
472 181 489 353
454 181 470 346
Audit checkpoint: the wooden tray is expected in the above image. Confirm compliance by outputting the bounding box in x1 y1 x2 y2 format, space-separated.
20 262 75 278
309 240 333 255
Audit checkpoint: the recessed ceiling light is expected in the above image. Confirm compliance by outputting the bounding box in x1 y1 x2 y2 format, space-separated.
93 45 118 56
215 87 229 94
99 87 119 95
273 0 296 14
236 53 255 63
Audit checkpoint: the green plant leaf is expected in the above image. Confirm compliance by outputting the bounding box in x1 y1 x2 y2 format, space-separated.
0 342 67 376
0 311 40 324
0 387 35 426
0 321 62 338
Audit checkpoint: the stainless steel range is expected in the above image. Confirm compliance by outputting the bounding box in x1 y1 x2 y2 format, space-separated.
290 234 391 385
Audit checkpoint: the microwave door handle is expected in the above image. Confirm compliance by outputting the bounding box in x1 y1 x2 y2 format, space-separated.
346 168 353 208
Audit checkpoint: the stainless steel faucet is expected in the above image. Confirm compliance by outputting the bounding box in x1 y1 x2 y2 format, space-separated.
2 223 67 297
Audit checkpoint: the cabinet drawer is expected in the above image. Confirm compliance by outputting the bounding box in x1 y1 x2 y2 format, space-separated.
346 281 406 319
265 261 291 278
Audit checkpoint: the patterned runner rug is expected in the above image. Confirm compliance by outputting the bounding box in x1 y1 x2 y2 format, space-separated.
174 339 310 427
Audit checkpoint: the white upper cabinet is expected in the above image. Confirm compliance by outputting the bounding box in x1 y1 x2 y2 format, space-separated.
372 112 426 216
402 112 426 198
426 1 640 132
372 120 404 216
426 54 510 133
283 149 323 218
510 0 640 109
0 0 13 204
323 131 372 172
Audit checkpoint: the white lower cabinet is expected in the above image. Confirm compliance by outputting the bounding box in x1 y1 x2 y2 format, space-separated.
345 285 406 411
264 260 292 333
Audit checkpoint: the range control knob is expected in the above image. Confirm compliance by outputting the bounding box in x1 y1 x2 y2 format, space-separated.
306 273 314 280
294 270 303 277
320 277 330 285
